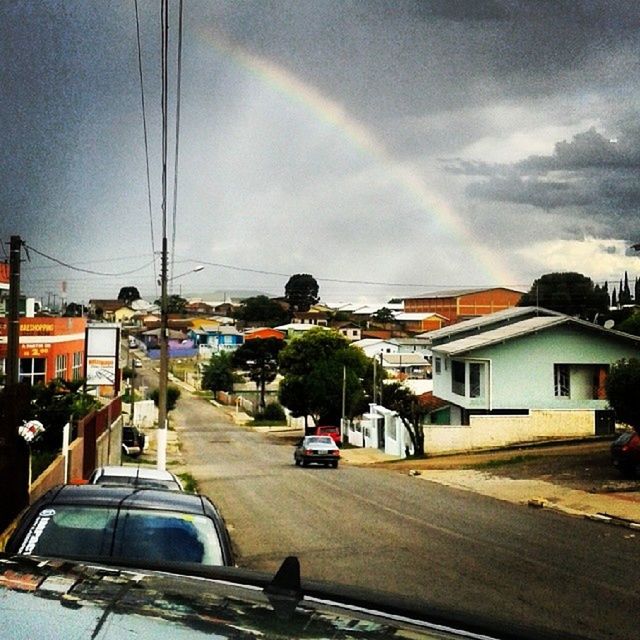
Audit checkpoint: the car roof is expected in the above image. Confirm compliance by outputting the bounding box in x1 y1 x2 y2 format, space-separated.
94 466 177 481
35 484 205 514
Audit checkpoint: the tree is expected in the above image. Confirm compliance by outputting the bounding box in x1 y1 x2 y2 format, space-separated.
63 302 86 317
150 384 181 412
155 294 187 314
381 382 429 457
278 328 370 430
618 312 640 337
635 277 640 303
27 378 101 453
518 272 609 318
620 272 632 306
371 307 396 324
605 358 640 432
201 351 235 394
233 295 288 325
232 337 284 411
284 273 319 313
118 286 141 305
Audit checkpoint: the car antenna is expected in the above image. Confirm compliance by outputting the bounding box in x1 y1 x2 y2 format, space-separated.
263 556 303 619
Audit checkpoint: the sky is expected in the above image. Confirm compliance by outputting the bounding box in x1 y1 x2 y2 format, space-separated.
2 0 640 307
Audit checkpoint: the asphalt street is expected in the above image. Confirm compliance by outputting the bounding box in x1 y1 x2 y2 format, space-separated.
168 389 640 640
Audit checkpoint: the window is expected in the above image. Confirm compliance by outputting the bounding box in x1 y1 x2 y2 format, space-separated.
55 354 67 379
554 364 570 397
469 362 482 398
72 352 83 380
19 358 46 385
434 357 442 375
452 360 465 396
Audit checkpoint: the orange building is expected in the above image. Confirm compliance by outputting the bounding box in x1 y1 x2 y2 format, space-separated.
0 317 86 384
403 288 523 324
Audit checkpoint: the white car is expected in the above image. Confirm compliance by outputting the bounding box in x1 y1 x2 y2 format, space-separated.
88 465 184 491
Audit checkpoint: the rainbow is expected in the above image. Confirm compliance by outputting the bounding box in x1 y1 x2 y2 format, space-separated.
198 28 516 287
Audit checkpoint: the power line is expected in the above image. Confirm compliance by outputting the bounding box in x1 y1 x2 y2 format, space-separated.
24 245 155 276
134 0 158 294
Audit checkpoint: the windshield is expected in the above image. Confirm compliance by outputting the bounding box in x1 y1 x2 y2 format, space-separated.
4 3 640 640
18 506 224 566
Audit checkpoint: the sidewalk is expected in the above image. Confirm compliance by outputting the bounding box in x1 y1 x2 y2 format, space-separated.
415 469 640 529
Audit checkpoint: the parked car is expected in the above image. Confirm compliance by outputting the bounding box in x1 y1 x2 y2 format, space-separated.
312 425 342 445
4 484 234 568
88 465 184 491
611 430 640 476
122 425 146 457
0 553 564 640
294 435 341 468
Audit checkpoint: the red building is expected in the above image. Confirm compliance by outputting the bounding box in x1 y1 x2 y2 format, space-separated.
403 287 523 324
0 317 86 384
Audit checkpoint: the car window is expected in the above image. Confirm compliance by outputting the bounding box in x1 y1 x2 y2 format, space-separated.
306 436 334 445
113 509 224 565
17 506 117 558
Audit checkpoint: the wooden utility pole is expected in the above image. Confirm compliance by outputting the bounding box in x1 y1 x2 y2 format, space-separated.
0 235 30 534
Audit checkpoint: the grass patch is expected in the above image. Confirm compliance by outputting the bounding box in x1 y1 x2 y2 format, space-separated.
177 472 199 494
469 454 541 469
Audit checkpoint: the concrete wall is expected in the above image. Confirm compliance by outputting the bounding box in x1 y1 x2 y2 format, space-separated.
123 399 157 429
423 409 595 454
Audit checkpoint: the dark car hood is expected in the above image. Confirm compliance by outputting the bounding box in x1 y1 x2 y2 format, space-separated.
0 554 584 640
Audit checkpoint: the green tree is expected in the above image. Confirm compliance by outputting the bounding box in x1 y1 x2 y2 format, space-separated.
371 307 396 324
518 272 609 319
202 351 235 394
233 337 284 411
150 384 181 412
234 295 288 325
27 378 101 453
155 294 187 314
381 382 428 456
618 312 640 337
278 328 370 430
605 358 640 432
284 273 319 313
118 286 141 305
63 302 86 317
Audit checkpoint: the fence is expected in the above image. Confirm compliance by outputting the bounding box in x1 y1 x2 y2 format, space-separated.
28 397 123 503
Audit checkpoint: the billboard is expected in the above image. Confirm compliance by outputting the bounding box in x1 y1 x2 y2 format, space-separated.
85 323 120 388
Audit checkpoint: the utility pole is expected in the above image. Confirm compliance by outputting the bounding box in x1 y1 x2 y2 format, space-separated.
0 235 30 533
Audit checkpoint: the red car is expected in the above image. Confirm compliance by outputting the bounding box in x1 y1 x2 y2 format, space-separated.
611 430 640 476
312 425 342 446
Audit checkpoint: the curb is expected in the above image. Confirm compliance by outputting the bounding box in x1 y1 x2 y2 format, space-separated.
527 498 640 530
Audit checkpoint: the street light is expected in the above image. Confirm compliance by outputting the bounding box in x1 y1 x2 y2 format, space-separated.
157 264 205 471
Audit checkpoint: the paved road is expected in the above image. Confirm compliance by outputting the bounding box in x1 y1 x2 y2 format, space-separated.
167 387 640 640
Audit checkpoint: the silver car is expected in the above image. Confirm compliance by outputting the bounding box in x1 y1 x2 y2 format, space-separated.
294 435 341 468
88 465 184 491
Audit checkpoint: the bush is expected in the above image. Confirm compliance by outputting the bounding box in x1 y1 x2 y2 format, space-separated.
257 403 286 422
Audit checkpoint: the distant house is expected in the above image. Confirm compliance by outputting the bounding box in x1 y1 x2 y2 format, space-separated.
191 324 244 356
381 352 430 379
351 338 398 359
393 312 447 334
333 322 362 342
185 300 215 315
244 327 285 341
292 311 329 326
88 299 132 322
402 287 523 324
275 323 329 339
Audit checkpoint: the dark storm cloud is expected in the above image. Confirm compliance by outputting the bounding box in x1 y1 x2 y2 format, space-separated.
451 120 640 240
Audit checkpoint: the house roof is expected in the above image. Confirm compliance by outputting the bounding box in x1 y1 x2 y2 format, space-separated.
382 353 429 366
394 312 446 321
407 287 524 300
352 338 395 349
432 315 640 357
417 306 561 342
0 262 9 284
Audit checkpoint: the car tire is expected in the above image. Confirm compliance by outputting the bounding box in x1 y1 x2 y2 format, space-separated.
294 457 300 466
301 459 308 467
332 461 338 469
